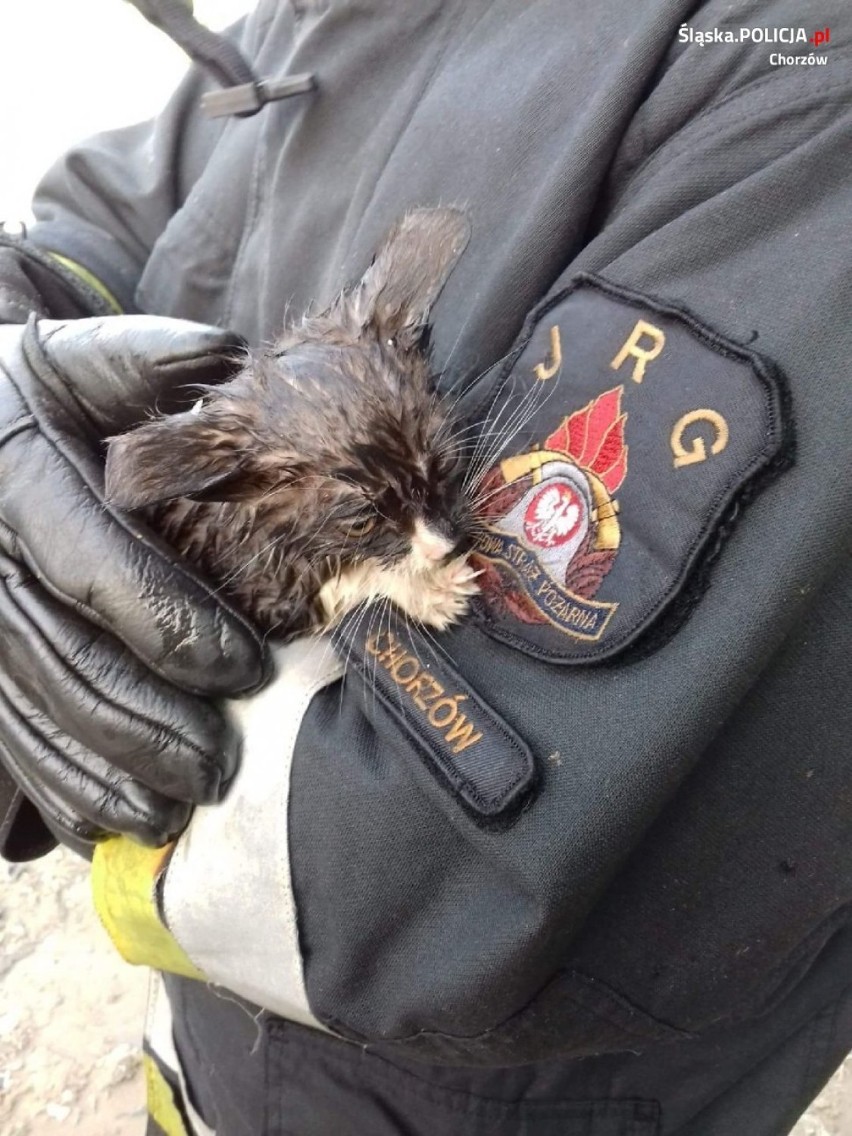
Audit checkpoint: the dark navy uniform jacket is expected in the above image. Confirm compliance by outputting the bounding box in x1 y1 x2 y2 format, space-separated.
20 0 852 1132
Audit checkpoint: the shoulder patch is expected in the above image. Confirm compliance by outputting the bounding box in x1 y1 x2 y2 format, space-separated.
462 274 793 664
331 610 537 823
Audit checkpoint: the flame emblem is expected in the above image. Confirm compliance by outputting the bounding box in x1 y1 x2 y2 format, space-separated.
471 386 630 640
544 387 628 495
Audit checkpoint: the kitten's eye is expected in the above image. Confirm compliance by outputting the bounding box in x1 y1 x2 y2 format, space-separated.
347 515 376 537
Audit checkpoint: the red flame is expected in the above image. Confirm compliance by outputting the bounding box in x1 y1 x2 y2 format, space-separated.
544 387 628 495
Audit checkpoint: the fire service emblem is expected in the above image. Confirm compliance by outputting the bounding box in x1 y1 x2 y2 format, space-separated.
463 274 792 664
473 387 628 642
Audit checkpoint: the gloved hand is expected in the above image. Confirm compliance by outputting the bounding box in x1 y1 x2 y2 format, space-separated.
0 314 270 857
0 230 118 323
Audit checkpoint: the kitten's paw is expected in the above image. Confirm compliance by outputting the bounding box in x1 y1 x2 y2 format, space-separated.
418 556 481 630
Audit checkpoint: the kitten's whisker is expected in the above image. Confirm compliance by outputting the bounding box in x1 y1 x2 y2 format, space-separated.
351 597 380 715
374 598 410 721
204 473 320 569
462 370 523 488
312 628 341 696
208 532 291 593
414 619 457 673
405 613 431 676
435 302 479 395
455 422 535 451
440 338 521 409
469 484 514 513
373 597 394 720
433 420 493 454
330 603 358 717
466 373 559 491
452 371 517 467
360 600 381 718
216 490 347 595
442 391 528 438
438 345 523 447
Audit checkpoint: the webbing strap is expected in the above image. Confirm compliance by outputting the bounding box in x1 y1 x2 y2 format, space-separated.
127 0 256 89
125 0 316 118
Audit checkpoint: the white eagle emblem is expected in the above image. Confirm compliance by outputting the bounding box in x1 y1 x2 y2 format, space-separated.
524 483 582 548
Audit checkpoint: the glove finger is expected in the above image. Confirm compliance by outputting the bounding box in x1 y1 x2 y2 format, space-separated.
0 550 237 803
0 729 105 846
0 421 268 697
36 316 245 433
0 765 59 861
0 676 191 847
39 813 97 862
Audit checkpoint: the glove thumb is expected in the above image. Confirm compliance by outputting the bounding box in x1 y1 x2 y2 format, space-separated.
28 315 244 434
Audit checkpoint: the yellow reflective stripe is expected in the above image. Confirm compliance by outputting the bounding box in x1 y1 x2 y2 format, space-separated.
91 836 205 981
144 1054 191 1136
48 252 124 315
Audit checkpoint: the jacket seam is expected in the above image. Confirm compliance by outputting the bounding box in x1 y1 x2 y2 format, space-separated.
626 69 852 191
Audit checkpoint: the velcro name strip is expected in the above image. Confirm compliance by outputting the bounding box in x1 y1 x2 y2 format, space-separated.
332 610 537 821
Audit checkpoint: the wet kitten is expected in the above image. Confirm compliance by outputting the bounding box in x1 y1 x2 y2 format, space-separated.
105 208 479 640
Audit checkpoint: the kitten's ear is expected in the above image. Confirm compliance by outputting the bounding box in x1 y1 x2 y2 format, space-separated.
105 412 250 509
355 207 470 349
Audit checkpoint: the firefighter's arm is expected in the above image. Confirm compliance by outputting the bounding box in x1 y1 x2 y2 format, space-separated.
93 53 852 1061
20 14 263 316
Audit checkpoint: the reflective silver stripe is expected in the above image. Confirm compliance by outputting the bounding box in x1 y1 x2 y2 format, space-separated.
161 637 343 1029
145 972 216 1136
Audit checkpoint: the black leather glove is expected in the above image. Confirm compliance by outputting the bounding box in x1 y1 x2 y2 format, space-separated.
0 314 270 858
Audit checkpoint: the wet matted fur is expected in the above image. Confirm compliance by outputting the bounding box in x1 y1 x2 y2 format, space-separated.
106 208 481 638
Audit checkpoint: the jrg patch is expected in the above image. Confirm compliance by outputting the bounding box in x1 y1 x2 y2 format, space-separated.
464 275 792 664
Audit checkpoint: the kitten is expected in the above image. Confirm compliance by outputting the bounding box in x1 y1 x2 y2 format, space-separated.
105 208 479 639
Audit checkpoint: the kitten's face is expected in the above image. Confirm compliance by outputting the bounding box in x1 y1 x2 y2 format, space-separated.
197 334 474 580
312 420 472 575
105 207 475 628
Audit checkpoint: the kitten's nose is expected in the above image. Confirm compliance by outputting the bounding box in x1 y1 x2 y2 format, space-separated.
413 519 456 562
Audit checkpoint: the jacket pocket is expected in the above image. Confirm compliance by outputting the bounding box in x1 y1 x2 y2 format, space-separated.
266 1021 661 1136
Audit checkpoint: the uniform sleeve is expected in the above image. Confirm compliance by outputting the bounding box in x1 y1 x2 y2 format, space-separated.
27 17 255 314
93 52 852 1064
